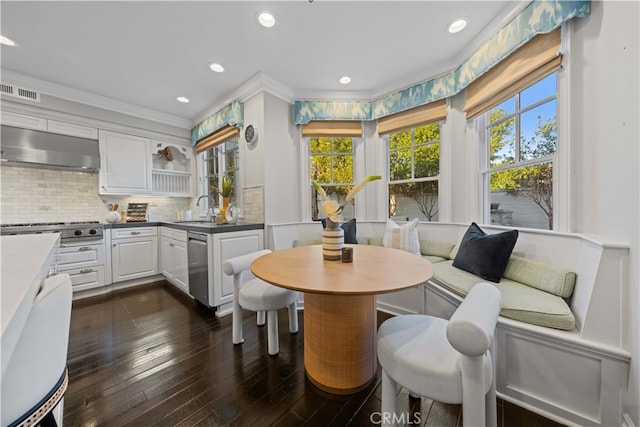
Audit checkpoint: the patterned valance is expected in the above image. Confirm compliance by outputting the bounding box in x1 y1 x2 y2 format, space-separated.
294 0 589 125
191 100 244 145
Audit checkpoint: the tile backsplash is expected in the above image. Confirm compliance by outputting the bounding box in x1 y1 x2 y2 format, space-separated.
0 166 192 224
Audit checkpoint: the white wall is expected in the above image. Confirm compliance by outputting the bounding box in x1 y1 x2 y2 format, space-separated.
263 92 300 225
241 93 266 189
568 1 639 424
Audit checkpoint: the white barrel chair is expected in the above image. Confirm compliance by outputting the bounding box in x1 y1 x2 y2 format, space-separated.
222 250 299 356
1 273 73 427
377 282 502 427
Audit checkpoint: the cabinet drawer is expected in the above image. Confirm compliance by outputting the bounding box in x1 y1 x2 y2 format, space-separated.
111 227 157 239
160 227 187 242
58 243 105 268
61 265 106 292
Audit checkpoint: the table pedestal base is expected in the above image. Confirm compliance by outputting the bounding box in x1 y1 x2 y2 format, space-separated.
304 293 377 395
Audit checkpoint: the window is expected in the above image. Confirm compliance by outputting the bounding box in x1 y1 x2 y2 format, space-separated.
201 136 239 208
482 73 557 230
387 122 441 221
309 136 355 220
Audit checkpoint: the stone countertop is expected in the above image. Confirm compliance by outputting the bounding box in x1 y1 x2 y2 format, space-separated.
104 221 264 234
1 233 60 376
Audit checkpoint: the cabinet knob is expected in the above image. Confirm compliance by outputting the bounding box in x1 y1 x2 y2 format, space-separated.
131 231 141 235
113 244 117 247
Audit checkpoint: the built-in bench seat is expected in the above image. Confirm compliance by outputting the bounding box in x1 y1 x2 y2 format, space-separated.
295 235 576 331
275 221 631 427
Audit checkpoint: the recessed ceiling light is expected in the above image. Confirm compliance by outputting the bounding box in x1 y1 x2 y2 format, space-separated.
258 11 276 28
339 76 352 85
0 36 16 46
448 18 468 34
209 63 224 73
177 96 190 103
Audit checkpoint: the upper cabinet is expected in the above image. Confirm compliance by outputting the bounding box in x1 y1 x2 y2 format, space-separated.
99 130 151 195
99 130 195 196
1 111 98 139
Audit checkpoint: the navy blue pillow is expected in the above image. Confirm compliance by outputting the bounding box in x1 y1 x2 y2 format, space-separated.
321 218 357 244
452 222 518 283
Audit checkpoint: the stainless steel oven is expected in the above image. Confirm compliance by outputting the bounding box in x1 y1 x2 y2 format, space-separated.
1 222 106 292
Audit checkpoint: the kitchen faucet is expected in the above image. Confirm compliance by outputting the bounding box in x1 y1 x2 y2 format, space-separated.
196 195 215 221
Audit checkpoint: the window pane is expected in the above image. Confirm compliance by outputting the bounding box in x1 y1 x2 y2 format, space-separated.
489 117 515 168
311 185 355 221
310 137 331 153
333 137 353 153
521 73 556 108
332 155 354 183
389 130 411 150
414 143 440 178
310 155 331 182
489 97 515 120
390 149 412 181
224 148 237 170
489 162 553 230
389 181 439 222
520 100 557 161
414 123 440 144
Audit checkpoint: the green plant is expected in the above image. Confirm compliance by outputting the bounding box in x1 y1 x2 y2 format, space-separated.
221 175 233 198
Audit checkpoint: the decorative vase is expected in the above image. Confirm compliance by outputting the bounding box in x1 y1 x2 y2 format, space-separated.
220 197 230 224
322 218 344 260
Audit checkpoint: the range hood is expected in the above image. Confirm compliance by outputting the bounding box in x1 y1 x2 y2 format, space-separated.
1 125 100 172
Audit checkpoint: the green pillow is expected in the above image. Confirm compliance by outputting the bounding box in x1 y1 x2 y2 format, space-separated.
419 239 455 259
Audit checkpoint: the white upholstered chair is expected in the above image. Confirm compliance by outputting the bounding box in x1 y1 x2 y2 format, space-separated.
377 282 502 427
222 250 298 356
1 273 73 427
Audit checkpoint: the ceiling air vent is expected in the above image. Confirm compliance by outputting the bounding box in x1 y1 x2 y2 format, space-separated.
0 83 41 102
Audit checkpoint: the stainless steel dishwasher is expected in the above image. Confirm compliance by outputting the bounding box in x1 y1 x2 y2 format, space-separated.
187 231 210 306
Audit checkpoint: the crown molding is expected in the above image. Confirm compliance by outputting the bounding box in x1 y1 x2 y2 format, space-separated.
1 70 194 130
193 72 296 125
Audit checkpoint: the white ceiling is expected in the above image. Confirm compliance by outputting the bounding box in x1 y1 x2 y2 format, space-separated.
1 1 525 128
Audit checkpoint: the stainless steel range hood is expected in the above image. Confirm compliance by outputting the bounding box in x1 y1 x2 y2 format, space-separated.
1 125 100 172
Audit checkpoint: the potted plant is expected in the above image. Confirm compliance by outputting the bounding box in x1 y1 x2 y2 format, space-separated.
220 175 233 222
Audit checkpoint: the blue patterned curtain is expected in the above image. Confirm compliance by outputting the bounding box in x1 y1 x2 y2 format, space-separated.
191 101 244 145
294 0 589 125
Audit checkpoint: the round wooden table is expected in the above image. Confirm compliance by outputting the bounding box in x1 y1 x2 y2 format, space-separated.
251 244 434 394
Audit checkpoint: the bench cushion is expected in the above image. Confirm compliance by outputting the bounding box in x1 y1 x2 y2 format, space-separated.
432 260 575 330
503 256 576 298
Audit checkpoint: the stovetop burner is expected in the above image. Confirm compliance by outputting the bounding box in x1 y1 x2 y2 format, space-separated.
0 221 104 242
1 221 100 227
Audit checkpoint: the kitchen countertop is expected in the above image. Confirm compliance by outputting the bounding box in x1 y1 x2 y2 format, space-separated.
104 221 264 233
1 233 60 376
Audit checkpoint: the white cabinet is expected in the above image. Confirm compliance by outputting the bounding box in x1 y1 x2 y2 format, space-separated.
99 130 151 195
160 227 189 294
47 119 98 139
1 111 98 139
58 241 106 292
0 111 47 130
111 227 158 283
210 228 264 311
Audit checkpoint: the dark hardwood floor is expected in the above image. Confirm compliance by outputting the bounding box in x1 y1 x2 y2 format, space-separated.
64 283 564 426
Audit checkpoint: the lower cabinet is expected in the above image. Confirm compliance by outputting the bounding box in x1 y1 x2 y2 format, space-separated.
111 227 158 283
160 227 189 294
211 229 264 310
